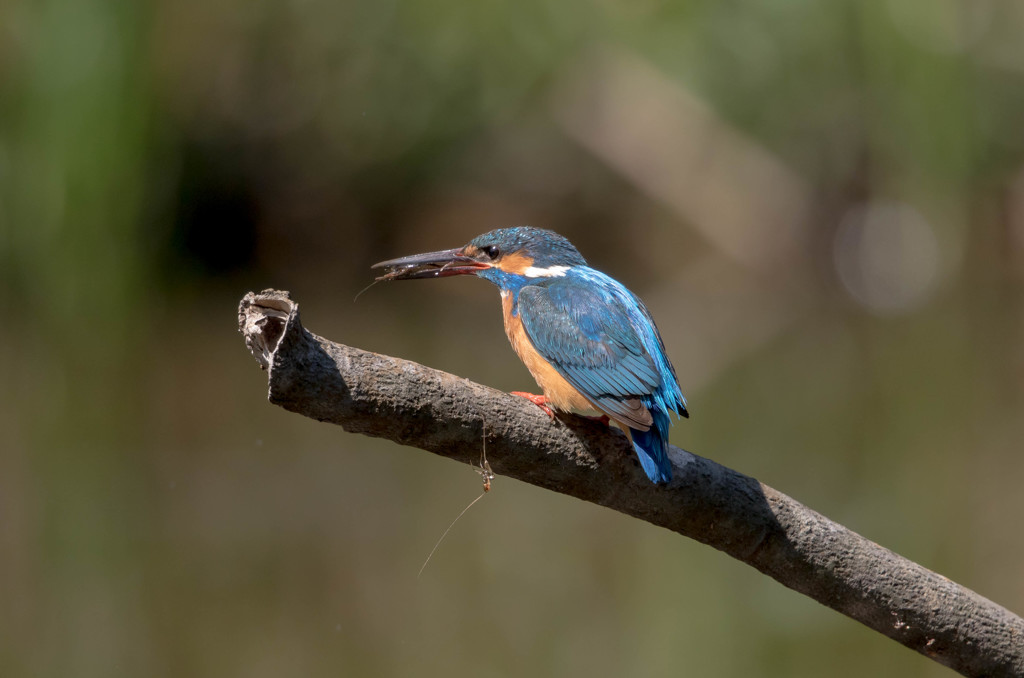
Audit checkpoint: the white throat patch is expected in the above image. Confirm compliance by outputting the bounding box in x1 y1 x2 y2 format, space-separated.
523 265 570 278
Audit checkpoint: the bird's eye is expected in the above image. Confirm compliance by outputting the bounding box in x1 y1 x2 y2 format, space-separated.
482 245 500 259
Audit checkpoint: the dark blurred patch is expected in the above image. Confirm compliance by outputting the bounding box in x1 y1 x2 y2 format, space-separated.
164 139 260 280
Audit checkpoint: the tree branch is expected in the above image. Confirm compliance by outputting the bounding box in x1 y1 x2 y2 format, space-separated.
239 289 1024 677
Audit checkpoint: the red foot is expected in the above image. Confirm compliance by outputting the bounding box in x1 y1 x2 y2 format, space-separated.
583 414 611 427
511 391 556 419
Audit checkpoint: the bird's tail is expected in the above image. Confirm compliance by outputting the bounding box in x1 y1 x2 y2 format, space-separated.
629 410 673 484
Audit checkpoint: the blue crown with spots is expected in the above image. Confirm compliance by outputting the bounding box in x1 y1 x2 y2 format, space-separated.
469 227 588 268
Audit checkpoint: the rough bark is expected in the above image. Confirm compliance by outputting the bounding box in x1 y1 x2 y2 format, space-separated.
239 289 1024 677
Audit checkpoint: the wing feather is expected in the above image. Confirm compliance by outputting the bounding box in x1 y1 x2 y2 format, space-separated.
518 280 663 430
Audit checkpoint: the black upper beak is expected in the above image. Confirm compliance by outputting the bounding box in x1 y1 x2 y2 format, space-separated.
371 247 492 281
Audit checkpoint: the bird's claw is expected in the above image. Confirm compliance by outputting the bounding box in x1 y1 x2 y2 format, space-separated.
511 391 556 419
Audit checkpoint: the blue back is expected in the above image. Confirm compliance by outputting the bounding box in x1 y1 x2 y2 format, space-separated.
513 268 687 483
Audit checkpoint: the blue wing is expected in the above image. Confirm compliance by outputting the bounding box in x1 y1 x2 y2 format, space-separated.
516 270 687 483
516 272 687 430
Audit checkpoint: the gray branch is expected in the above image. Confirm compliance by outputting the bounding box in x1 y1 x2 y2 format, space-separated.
238 289 1024 677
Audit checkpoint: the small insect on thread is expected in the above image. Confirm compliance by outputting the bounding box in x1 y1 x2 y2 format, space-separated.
417 418 495 579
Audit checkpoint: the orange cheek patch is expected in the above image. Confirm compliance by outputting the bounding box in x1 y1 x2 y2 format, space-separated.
498 252 534 275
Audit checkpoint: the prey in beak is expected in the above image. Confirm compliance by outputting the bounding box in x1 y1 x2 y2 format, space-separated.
372 247 493 281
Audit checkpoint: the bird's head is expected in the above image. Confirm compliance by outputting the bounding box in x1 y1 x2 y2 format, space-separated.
373 227 587 289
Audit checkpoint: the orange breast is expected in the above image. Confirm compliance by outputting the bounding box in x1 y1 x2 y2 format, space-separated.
501 291 600 416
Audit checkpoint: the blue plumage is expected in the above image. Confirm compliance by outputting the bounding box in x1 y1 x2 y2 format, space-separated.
517 270 687 484
372 226 688 484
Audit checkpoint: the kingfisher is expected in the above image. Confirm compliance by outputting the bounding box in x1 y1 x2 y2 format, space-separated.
372 227 688 484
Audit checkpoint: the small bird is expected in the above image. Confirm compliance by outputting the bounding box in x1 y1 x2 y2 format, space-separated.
373 227 688 484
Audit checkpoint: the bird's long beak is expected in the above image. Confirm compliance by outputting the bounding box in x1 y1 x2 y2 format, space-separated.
372 247 491 280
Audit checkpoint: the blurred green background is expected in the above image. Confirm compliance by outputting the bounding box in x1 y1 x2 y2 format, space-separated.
2 0 1024 676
